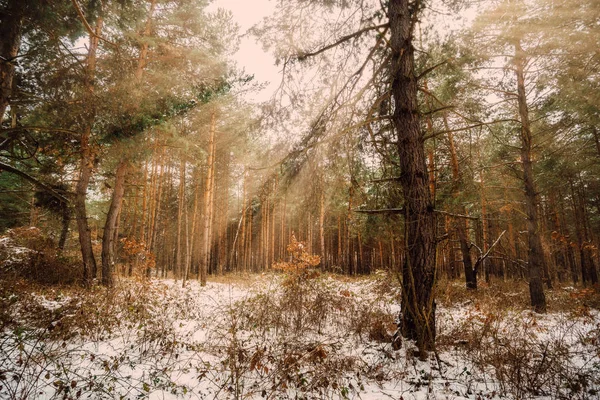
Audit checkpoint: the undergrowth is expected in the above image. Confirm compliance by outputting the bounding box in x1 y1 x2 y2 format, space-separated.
0 268 599 399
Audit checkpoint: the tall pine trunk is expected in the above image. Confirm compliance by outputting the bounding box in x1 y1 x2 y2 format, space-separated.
200 113 216 285
319 189 326 267
389 0 437 354
176 158 186 279
514 39 546 313
75 16 103 285
444 115 476 289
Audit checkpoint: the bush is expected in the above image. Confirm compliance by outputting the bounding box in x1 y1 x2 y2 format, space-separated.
438 307 600 399
0 227 81 284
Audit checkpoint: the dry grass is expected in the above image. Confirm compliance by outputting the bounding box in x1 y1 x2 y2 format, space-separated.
437 278 600 314
1 268 599 399
435 279 600 399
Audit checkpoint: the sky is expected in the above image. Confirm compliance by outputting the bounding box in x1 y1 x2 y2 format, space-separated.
208 0 280 103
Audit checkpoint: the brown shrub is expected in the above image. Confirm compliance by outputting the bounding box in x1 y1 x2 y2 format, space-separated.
0 227 81 285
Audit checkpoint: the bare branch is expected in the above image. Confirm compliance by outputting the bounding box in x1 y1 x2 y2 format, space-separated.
70 0 117 47
421 105 454 116
422 119 520 141
370 176 401 183
417 60 448 81
297 23 389 61
354 208 404 214
354 208 480 221
435 210 480 220
474 230 507 272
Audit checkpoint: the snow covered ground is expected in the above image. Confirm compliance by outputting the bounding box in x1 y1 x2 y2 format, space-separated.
1 273 599 399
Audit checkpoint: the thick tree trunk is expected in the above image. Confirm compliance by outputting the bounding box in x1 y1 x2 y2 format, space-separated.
75 128 97 284
389 0 437 354
101 160 128 287
514 39 546 313
0 1 23 122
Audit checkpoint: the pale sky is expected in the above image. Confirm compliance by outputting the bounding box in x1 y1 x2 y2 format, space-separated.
209 0 280 103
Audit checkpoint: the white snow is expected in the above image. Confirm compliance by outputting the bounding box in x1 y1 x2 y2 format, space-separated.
1 274 599 399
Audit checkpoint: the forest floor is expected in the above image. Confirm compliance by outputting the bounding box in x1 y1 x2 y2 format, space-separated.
1 271 599 400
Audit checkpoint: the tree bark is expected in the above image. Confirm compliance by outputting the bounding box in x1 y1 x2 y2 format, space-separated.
75 16 103 286
200 112 216 285
176 158 186 279
444 114 476 289
101 160 128 287
514 39 546 313
592 126 600 159
75 126 97 284
571 180 599 286
389 0 437 354
58 203 71 251
0 1 23 123
135 0 156 81
479 169 489 284
183 167 200 287
319 189 326 266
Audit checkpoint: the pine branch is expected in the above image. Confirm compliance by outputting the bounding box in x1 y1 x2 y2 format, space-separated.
0 161 70 204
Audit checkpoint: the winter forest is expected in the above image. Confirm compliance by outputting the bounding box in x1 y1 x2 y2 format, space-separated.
1 0 599 398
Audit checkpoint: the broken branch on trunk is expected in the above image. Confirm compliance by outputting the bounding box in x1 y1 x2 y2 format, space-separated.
474 230 507 272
